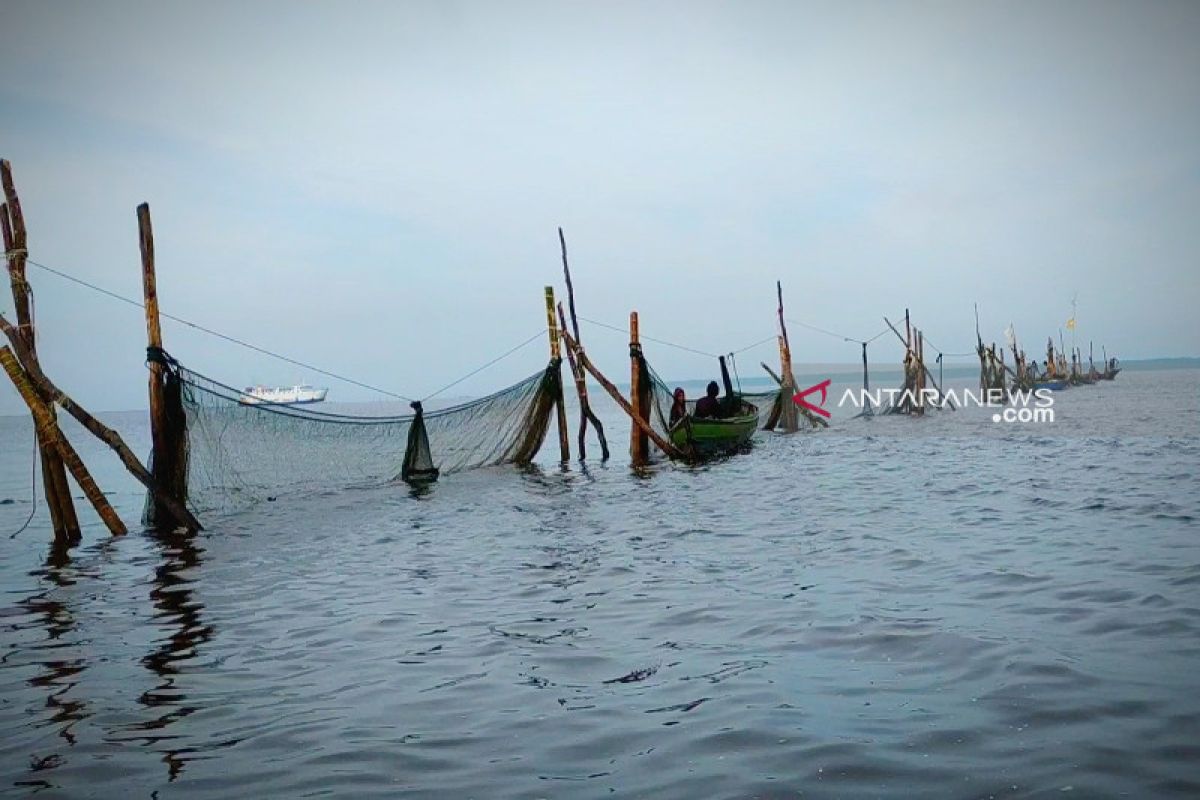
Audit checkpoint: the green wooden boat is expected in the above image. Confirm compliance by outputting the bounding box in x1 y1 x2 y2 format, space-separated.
669 399 759 458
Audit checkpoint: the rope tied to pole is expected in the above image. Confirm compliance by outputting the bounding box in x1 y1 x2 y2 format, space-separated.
6 427 38 539
146 345 182 372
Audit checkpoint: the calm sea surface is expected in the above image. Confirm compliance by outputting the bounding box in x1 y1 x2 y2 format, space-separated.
1 368 1198 798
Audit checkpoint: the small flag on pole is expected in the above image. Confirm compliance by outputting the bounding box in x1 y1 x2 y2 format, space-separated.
1065 317 1076 331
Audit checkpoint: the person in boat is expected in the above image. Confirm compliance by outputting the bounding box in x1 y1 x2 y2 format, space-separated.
694 381 723 419
669 387 688 427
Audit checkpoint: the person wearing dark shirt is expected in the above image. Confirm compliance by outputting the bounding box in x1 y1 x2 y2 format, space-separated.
669 387 688 427
693 381 722 418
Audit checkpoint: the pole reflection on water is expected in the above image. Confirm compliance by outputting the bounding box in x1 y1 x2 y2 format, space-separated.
132 530 214 782
12 540 85 791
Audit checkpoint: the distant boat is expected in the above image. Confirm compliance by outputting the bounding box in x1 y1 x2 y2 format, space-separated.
239 384 329 405
1033 379 1069 391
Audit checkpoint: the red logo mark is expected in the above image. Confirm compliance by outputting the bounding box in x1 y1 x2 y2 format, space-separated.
793 379 832 418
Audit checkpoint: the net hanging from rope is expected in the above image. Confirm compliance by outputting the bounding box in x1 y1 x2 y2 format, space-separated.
142 353 563 523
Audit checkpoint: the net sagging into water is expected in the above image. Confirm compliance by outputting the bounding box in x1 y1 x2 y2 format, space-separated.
143 356 563 522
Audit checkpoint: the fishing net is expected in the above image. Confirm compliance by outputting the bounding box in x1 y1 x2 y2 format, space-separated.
142 351 563 523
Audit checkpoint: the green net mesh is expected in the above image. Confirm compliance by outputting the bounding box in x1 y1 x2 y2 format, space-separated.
143 356 563 522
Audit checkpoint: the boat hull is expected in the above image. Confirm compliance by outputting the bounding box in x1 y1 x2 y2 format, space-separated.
238 395 328 406
1033 379 1069 391
238 385 329 405
670 406 758 458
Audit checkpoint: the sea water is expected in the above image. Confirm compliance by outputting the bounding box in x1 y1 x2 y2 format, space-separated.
0 369 1197 798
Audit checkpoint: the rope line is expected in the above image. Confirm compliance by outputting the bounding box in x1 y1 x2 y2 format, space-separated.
28 258 560 404
731 333 779 355
578 315 719 358
787 317 890 346
918 332 975 358
420 329 544 402
7 427 38 539
28 259 418 401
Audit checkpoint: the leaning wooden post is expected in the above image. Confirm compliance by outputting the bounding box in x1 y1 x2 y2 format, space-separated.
629 311 648 466
881 316 956 410
557 229 609 460
561 329 683 460
543 286 570 463
139 203 190 530
0 347 126 535
2 161 80 540
0 314 202 531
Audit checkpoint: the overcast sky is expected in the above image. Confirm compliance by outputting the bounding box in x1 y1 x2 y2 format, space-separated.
1 0 1197 414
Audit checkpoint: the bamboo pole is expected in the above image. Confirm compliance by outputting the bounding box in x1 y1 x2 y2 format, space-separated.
917 330 926 415
860 341 873 415
758 362 783 430
882 316 956 410
139 203 190 529
759 361 828 429
557 229 608 460
2 162 80 540
543 286 570 462
0 347 126 535
561 328 683 460
776 282 798 433
0 313 201 531
558 302 610 461
904 308 912 357
629 311 649 465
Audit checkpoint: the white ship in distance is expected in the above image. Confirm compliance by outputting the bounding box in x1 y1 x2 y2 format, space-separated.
239 384 329 405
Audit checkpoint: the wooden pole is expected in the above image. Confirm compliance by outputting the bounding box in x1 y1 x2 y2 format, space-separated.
882 316 956 409
2 162 81 540
776 282 798 433
629 311 648 465
917 330 926 414
0 347 126 535
561 328 684 460
557 229 609 460
860 341 873 415
543 286 570 463
558 302 610 461
904 308 912 357
0 313 201 531
139 202 191 529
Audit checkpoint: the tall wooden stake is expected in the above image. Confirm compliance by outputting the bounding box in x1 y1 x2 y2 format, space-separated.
140 203 190 530
557 229 608 460
544 286 570 463
776 281 799 432
629 311 648 465
561 328 683 460
916 330 926 415
1 314 201 531
882 316 956 410
860 341 873 416
2 161 80 541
